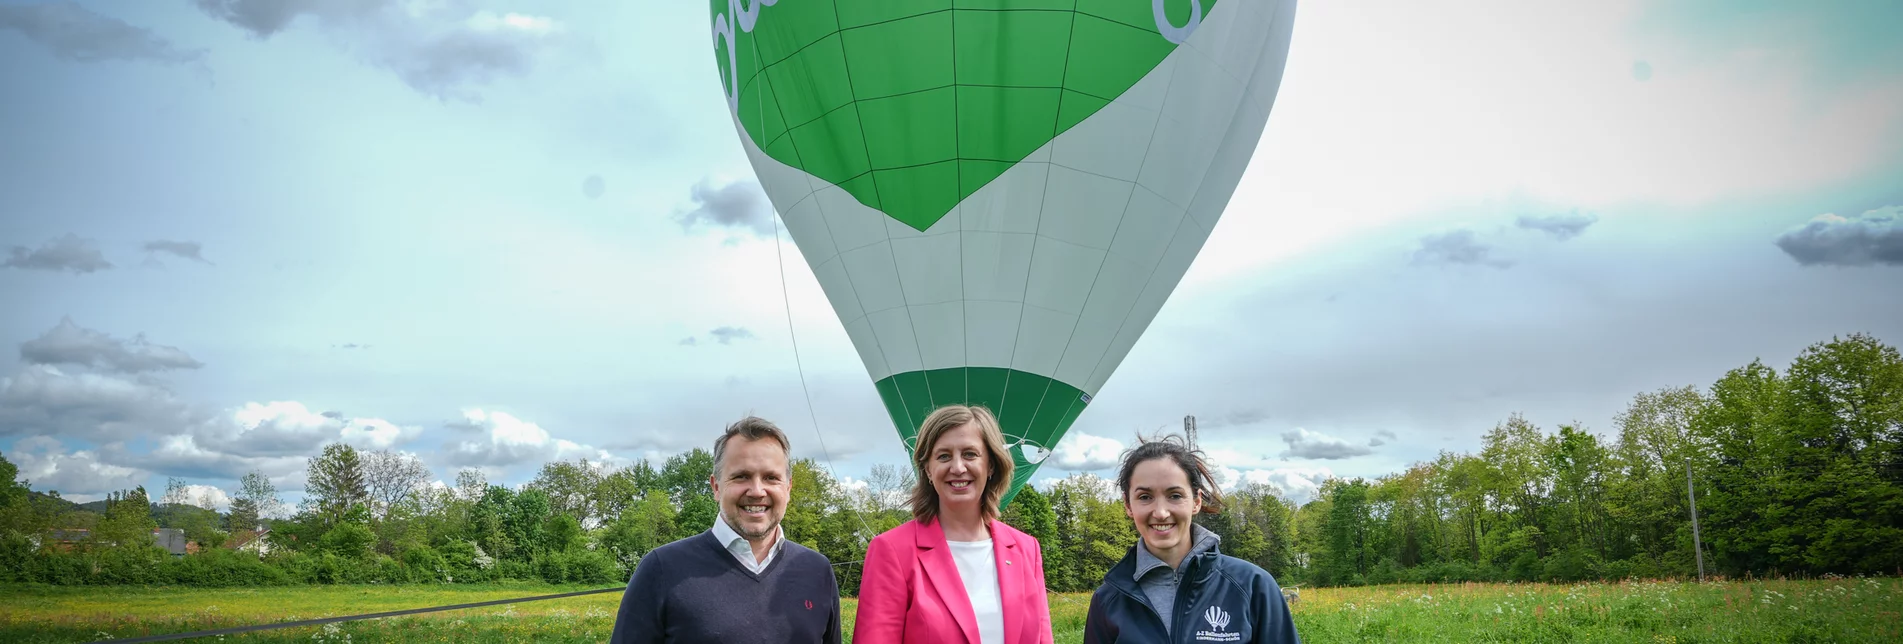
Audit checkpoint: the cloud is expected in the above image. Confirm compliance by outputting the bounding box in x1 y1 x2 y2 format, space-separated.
177 484 233 512
142 240 211 264
0 364 205 443
0 1 205 65
708 326 755 345
4 233 112 274
20 317 205 373
1774 206 1903 267
193 0 563 102
677 337 698 347
674 177 776 237
1516 210 1600 240
1411 229 1512 268
1280 428 1375 460
104 433 307 485
193 401 417 458
441 408 615 469
1368 429 1398 447
1049 431 1125 471
1236 467 1335 505
1204 447 1276 471
7 436 148 499
582 175 605 200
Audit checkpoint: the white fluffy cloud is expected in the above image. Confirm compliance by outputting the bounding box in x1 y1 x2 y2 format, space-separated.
176 484 233 512
1238 467 1336 505
8 436 148 499
194 401 419 458
1280 427 1376 460
1048 431 1125 471
441 408 616 470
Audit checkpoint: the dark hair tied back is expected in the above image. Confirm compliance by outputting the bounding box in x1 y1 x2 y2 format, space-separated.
1114 433 1224 514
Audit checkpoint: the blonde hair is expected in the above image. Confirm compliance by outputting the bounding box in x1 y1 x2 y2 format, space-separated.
908 405 1015 524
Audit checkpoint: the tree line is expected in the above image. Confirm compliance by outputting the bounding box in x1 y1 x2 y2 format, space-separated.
1 332 1897 590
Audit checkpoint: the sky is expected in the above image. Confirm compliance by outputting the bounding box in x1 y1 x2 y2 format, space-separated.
3 0 1900 510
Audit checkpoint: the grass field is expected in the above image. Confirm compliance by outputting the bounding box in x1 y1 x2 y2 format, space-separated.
3 578 1900 642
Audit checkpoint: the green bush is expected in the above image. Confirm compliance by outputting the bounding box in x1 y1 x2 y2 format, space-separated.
532 549 622 585
162 549 291 587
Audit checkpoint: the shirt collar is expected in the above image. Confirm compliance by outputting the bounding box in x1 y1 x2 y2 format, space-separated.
1133 523 1220 581
711 512 784 556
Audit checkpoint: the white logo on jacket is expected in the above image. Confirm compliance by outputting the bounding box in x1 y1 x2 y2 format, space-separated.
1196 605 1239 641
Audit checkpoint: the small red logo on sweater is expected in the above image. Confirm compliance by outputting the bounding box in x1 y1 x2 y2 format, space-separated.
805 600 814 610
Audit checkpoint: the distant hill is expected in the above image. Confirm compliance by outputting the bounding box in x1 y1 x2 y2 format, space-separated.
29 490 81 513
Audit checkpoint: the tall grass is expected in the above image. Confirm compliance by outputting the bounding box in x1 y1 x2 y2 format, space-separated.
2 578 1898 642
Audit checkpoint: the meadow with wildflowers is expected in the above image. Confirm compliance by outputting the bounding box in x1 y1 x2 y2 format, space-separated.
3 577 1899 643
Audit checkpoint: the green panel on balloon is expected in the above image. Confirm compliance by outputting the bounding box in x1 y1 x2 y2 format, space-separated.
875 367 1090 507
711 0 1221 231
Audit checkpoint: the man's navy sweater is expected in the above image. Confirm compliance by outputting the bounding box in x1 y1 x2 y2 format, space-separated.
609 530 841 644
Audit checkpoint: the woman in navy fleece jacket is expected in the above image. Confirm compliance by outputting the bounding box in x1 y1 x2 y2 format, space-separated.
1082 435 1300 644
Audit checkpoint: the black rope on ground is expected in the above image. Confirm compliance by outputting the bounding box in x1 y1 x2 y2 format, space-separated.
86 586 626 644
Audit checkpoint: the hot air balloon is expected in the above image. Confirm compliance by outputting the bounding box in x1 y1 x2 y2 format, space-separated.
708 0 1298 505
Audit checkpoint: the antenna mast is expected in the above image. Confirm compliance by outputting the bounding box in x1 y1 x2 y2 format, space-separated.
1184 415 1198 452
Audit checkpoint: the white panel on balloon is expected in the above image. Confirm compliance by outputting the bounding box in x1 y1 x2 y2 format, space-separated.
1185 0 1245 80
1054 253 1150 388
811 256 865 324
839 242 906 315
780 191 836 264
1037 165 1132 250
891 232 963 306
1110 185 1189 270
1051 99 1160 181
816 184 890 253
959 158 1049 235
907 301 967 372
959 231 1034 303
1089 215 1208 393
1147 55 1242 209
1211 0 1276 82
867 306 925 376
1010 304 1079 378
842 316 891 382
1024 236 1107 316
963 300 1024 370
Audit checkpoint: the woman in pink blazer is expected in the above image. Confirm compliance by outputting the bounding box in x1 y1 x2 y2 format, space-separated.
853 404 1054 644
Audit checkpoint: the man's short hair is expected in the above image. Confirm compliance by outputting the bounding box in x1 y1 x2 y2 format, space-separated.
712 416 793 477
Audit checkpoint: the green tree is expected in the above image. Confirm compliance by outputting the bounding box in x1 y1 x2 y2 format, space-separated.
661 449 716 504
227 470 282 535
599 489 678 570
1319 478 1372 584
305 443 368 525
1608 385 1710 577
528 459 604 527
92 486 158 551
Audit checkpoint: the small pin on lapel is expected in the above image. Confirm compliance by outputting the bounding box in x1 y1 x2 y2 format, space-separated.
1006 560 1013 565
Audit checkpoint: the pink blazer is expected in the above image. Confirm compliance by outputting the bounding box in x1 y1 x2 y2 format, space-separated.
852 517 1053 644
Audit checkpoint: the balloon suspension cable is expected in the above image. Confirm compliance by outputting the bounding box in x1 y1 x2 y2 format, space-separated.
772 210 877 548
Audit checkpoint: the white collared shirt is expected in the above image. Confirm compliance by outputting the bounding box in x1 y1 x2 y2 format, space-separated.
709 513 785 574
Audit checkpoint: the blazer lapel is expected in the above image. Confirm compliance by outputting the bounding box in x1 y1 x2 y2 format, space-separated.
991 522 1025 644
916 519 980 644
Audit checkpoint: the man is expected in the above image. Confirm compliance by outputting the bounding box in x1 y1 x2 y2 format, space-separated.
610 416 842 643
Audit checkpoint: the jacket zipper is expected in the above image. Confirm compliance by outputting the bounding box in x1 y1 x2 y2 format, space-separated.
1113 553 1211 638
